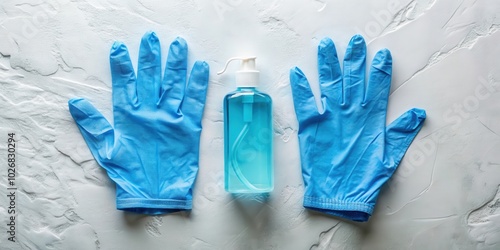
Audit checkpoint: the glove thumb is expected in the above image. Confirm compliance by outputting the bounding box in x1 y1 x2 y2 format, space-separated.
68 98 114 162
384 108 426 170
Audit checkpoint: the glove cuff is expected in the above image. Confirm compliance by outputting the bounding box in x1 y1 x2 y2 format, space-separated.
117 198 192 215
303 196 374 222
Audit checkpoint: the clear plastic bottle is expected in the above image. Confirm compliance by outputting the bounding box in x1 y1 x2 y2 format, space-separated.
218 57 274 193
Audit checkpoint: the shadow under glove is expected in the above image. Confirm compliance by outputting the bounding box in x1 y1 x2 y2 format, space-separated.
68 31 209 214
290 35 426 222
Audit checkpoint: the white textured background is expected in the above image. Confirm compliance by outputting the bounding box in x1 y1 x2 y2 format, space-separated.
1 0 500 249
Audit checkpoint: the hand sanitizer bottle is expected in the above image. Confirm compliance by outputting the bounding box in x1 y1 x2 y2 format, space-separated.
217 57 273 193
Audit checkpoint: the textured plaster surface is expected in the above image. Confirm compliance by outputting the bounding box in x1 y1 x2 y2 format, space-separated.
1 0 500 249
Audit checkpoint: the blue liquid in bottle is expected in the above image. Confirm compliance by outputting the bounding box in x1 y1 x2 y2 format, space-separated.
224 87 273 193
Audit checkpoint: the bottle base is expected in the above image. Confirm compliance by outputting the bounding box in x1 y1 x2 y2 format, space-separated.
225 187 274 194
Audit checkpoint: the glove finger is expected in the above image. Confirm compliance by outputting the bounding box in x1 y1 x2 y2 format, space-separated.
290 67 319 125
364 49 392 115
68 98 114 162
318 37 342 110
110 42 138 108
384 108 426 172
343 35 366 106
137 31 162 105
181 61 209 123
159 37 188 110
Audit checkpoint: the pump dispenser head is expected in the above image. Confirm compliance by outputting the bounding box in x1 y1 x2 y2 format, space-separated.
217 57 259 87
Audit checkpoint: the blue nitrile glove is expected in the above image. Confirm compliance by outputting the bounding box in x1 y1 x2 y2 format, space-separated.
68 31 209 214
290 35 426 222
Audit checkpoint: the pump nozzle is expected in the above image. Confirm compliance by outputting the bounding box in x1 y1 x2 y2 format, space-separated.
217 57 257 75
217 57 260 87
